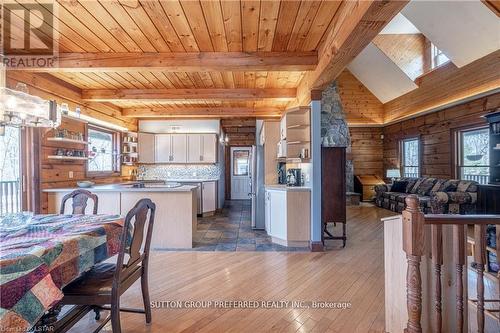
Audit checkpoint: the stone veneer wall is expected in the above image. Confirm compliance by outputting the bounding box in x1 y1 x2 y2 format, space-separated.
138 164 221 180
320 81 354 192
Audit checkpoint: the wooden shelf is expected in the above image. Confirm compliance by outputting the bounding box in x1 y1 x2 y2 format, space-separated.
123 141 138 145
287 124 309 130
47 155 88 160
47 137 88 145
287 140 310 145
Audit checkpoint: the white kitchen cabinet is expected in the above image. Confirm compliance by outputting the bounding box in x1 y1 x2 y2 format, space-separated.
155 134 187 163
170 134 187 163
138 132 155 163
187 134 217 163
268 190 287 240
155 134 171 163
265 188 311 247
187 134 202 163
265 191 271 233
201 134 217 163
202 181 217 214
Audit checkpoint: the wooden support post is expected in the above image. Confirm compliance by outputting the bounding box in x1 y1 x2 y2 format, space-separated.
453 224 466 333
431 224 443 333
474 224 487 333
403 195 425 333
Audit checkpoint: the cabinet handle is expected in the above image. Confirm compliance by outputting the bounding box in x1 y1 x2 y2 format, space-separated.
200 155 203 161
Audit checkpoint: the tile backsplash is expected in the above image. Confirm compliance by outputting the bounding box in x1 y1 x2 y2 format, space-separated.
138 164 221 180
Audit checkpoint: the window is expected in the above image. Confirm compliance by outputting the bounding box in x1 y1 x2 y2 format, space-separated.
87 127 119 174
0 126 22 214
232 150 249 176
402 138 420 177
458 127 489 184
431 43 450 69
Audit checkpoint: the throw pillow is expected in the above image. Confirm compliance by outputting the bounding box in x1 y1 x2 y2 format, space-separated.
410 178 425 194
430 179 446 193
439 180 458 192
417 178 437 196
391 181 408 193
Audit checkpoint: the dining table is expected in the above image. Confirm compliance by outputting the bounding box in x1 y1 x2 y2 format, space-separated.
0 213 124 332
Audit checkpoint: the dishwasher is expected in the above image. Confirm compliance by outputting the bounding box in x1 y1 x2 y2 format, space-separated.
179 182 203 215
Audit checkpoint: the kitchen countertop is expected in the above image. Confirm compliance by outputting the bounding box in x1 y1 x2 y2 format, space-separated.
139 179 219 183
44 184 197 193
265 184 311 191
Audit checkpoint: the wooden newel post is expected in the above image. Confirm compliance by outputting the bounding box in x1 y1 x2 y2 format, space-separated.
402 195 425 333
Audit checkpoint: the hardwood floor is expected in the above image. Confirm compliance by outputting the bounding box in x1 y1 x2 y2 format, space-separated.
72 204 394 333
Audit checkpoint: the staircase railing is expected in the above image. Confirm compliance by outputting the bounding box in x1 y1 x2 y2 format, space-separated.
402 195 500 333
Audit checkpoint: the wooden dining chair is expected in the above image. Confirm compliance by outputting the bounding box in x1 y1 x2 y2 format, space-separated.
60 189 98 215
60 198 156 333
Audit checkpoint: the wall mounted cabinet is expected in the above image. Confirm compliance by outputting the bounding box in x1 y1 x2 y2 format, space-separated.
138 133 217 164
137 132 155 163
187 134 217 163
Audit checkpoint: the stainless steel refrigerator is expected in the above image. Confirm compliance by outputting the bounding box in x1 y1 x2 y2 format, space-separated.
250 145 265 229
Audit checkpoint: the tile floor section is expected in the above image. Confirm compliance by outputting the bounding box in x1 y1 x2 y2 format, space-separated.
192 200 309 252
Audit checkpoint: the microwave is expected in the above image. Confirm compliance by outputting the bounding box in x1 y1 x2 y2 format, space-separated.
277 139 287 158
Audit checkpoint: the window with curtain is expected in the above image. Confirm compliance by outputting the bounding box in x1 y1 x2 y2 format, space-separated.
87 127 119 174
457 127 489 184
402 138 420 177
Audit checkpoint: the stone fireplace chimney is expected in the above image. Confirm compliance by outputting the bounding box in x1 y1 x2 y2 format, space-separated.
320 81 354 192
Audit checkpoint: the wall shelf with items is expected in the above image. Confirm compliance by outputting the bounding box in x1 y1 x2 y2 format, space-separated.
122 132 138 165
47 137 88 145
48 155 88 161
283 106 311 160
484 109 500 185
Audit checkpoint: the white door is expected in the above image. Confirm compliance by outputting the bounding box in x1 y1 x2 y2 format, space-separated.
187 134 202 163
202 181 217 213
201 134 217 163
138 132 155 163
170 134 187 163
230 147 251 200
155 134 171 163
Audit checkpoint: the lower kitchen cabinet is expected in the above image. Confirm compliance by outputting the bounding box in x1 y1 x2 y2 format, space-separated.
202 181 217 214
265 188 310 247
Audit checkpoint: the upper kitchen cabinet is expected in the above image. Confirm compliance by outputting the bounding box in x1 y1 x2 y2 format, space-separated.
155 134 187 163
170 134 188 163
187 134 217 164
137 132 155 163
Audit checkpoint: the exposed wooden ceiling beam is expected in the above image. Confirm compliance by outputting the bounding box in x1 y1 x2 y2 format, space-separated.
82 88 296 102
11 52 318 72
291 0 409 106
122 107 282 119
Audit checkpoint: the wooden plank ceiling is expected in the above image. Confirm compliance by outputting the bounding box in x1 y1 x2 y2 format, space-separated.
6 0 407 119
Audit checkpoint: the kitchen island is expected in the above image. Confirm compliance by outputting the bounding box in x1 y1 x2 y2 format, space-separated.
45 183 197 249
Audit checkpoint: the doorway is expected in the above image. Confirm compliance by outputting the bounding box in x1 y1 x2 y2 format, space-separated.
230 147 251 200
0 126 22 215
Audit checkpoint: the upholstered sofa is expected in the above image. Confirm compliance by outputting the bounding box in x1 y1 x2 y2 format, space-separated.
374 177 478 214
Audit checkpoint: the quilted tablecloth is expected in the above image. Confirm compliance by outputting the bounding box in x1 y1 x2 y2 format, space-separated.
0 214 124 332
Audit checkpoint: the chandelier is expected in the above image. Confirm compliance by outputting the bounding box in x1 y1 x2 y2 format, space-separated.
0 83 61 133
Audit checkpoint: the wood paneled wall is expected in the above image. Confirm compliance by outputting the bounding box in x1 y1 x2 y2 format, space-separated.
337 70 384 125
382 92 500 179
5 72 137 213
349 127 384 179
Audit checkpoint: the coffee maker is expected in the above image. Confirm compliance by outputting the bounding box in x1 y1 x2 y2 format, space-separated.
277 162 287 185
286 168 302 187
